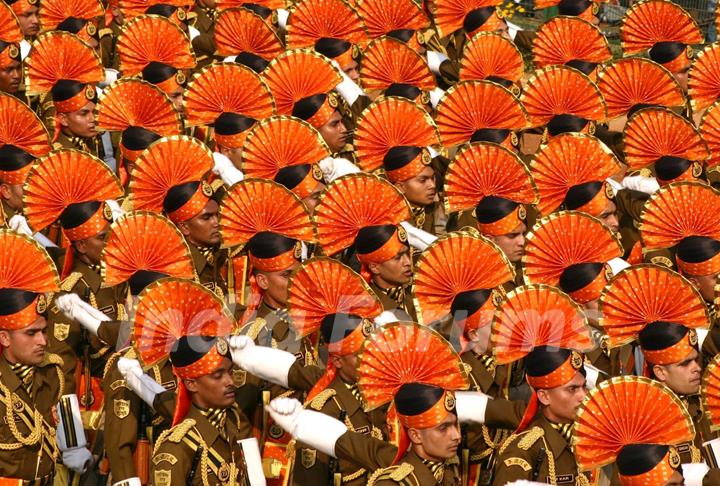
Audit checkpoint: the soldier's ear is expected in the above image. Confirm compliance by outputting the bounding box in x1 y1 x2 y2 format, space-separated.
407 427 423 445
255 272 269 291
367 262 382 276
175 220 191 237
0 183 10 200
184 378 199 393
536 388 551 407
57 112 70 128
651 364 667 382
0 330 11 348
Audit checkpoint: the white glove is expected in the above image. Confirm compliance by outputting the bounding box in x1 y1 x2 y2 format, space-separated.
455 391 490 424
228 336 297 388
331 61 365 106
697 328 710 349
8 214 32 237
117 358 167 408
429 88 445 109
267 397 347 456
111 478 142 486
61 446 93 473
238 438 266 486
373 311 398 327
583 363 604 389
188 25 201 41
607 257 630 276
55 293 110 336
101 68 119 88
318 156 360 182
682 462 710 486
399 221 437 251
276 9 289 29
212 152 244 186
105 199 124 221
605 177 622 197
621 175 660 194
426 51 449 75
427 146 440 159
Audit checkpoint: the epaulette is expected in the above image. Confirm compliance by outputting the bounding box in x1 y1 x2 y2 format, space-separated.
242 317 267 342
40 353 64 368
517 426 545 451
367 463 415 486
119 197 133 213
98 28 113 38
210 178 224 192
154 418 197 454
309 389 336 411
102 347 134 377
59 272 84 292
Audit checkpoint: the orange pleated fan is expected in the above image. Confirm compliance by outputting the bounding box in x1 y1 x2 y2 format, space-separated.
702 354 720 430
25 31 104 95
360 37 435 92
599 264 708 347
574 376 694 470
216 0 284 10
688 43 720 112
183 62 274 127
286 0 366 49
23 150 123 232
0 93 50 158
214 7 284 60
102 211 195 287
700 101 720 170
0 2 23 45
491 284 594 364
241 116 329 179
435 81 530 147
444 142 538 213
640 181 720 249
354 96 440 172
314 173 411 256
287 257 383 338
520 65 606 127
597 58 685 119
219 178 315 247
134 279 234 366
118 0 193 21
433 0 503 38
129 135 213 213
39 0 104 31
262 48 343 115
460 32 524 83
533 16 612 69
357 0 430 39
620 0 702 55
523 211 624 286
414 231 514 326
0 230 60 294
95 79 182 135
531 133 620 216
116 15 195 76
623 107 709 172
357 322 469 410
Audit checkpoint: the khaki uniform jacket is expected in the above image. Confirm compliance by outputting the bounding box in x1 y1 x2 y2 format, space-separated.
48 260 122 395
189 244 228 299
368 450 461 486
291 374 387 486
0 354 64 481
149 403 253 486
103 350 177 482
493 414 588 485
369 282 417 322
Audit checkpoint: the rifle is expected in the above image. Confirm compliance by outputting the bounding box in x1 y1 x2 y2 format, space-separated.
187 446 202 485
133 402 150 485
531 448 546 482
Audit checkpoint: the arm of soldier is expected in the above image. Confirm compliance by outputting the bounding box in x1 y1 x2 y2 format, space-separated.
148 436 195 486
287 362 325 391
614 188 650 222
491 436 539 485
483 397 527 430
103 357 143 482
46 305 83 395
97 320 122 347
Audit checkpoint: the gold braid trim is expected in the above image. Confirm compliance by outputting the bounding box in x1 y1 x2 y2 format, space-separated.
243 318 267 342
366 468 384 486
0 382 42 447
309 389 336 411
691 444 702 463
543 439 557 485
59 272 83 292
342 467 367 482
518 427 544 450
103 351 123 378
154 419 197 455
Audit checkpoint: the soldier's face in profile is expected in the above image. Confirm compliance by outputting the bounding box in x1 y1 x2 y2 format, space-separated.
537 371 587 423
369 247 413 287
0 315 48 366
652 348 701 396
179 199 221 247
396 167 436 207
256 261 299 309
318 111 347 154
187 357 236 409
59 101 97 139
489 222 526 263
0 59 21 94
408 413 461 461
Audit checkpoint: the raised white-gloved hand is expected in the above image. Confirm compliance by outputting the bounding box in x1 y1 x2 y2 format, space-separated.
605 177 622 197
276 9 289 29
607 257 630 276
621 175 660 194
331 61 365 106
426 51 449 75
267 397 347 456
238 438 266 486
8 214 32 237
682 462 710 486
112 478 142 486
212 152 244 187
101 68 119 88
117 357 167 407
228 336 297 388
583 363 605 389
455 391 490 424
373 311 398 327
55 293 110 336
318 156 360 182
399 221 437 251
429 88 445 109
62 446 93 473
105 199 124 221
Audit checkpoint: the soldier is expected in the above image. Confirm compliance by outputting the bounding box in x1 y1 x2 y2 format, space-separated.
134 278 253 486
492 285 594 485
0 3 22 96
0 231 93 482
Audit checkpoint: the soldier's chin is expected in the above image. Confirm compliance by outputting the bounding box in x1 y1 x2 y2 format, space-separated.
28 348 46 365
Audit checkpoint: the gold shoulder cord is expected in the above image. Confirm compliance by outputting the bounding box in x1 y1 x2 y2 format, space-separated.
543 438 557 485
330 396 368 482
0 382 42 448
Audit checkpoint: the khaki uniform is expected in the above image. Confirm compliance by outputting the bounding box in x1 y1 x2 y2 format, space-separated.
0 353 64 482
190 6 217 68
681 395 718 465
368 450 461 486
103 349 177 483
370 282 417 322
149 403 253 486
53 131 105 159
291 375 387 486
189 244 228 299
493 415 589 485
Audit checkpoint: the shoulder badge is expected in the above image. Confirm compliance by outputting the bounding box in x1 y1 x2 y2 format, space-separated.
309 388 336 411
60 272 84 292
504 457 532 471
301 448 316 469
518 426 545 451
154 469 172 486
650 256 673 268
114 398 130 419
53 323 70 342
110 379 127 391
152 452 178 466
